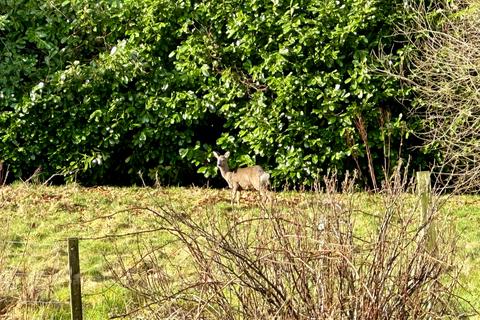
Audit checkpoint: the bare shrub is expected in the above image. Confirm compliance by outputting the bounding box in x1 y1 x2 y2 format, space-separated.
382 0 480 191
108 171 469 319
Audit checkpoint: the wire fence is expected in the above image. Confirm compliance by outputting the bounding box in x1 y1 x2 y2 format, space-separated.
0 230 149 319
0 212 168 320
0 238 70 319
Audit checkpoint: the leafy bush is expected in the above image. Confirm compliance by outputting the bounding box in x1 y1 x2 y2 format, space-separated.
0 0 414 186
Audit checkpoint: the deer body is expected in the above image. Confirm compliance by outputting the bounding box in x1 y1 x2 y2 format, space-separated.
213 151 270 204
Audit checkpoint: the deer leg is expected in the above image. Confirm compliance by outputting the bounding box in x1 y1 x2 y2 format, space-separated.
266 188 272 203
231 186 237 205
236 190 241 205
260 187 272 205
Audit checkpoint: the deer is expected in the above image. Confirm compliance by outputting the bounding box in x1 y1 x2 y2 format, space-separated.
213 151 271 205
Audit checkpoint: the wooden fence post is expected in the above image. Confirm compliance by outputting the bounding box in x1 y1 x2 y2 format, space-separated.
416 171 437 252
68 238 83 320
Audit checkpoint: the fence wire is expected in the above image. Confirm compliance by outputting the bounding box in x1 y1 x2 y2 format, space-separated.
0 238 70 318
0 225 161 319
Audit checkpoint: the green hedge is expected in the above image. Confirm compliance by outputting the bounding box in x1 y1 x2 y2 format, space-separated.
0 0 414 186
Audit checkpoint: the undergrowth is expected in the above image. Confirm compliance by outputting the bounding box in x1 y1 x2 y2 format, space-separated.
0 178 478 319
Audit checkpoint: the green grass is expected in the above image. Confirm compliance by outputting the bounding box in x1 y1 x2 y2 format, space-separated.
442 196 480 313
0 183 479 318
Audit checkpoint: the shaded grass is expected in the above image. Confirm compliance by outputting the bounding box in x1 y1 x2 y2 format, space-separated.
0 183 478 318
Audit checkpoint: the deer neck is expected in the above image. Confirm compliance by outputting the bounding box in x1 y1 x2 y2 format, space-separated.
218 165 233 186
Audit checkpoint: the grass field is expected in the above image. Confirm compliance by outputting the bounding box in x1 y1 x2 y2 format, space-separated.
0 183 479 319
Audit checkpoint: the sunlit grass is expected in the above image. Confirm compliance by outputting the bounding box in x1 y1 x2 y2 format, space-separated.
441 195 480 315
0 183 479 318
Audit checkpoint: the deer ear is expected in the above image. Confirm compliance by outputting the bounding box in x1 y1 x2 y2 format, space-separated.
224 151 230 158
213 151 220 159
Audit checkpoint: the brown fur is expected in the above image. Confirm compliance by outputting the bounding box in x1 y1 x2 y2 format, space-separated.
213 151 270 204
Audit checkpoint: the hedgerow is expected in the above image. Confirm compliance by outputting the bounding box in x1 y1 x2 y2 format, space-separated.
0 0 413 186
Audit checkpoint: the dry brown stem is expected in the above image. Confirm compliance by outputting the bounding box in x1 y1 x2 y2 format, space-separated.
108 171 467 319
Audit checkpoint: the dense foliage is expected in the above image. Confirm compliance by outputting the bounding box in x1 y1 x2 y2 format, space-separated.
0 0 413 186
